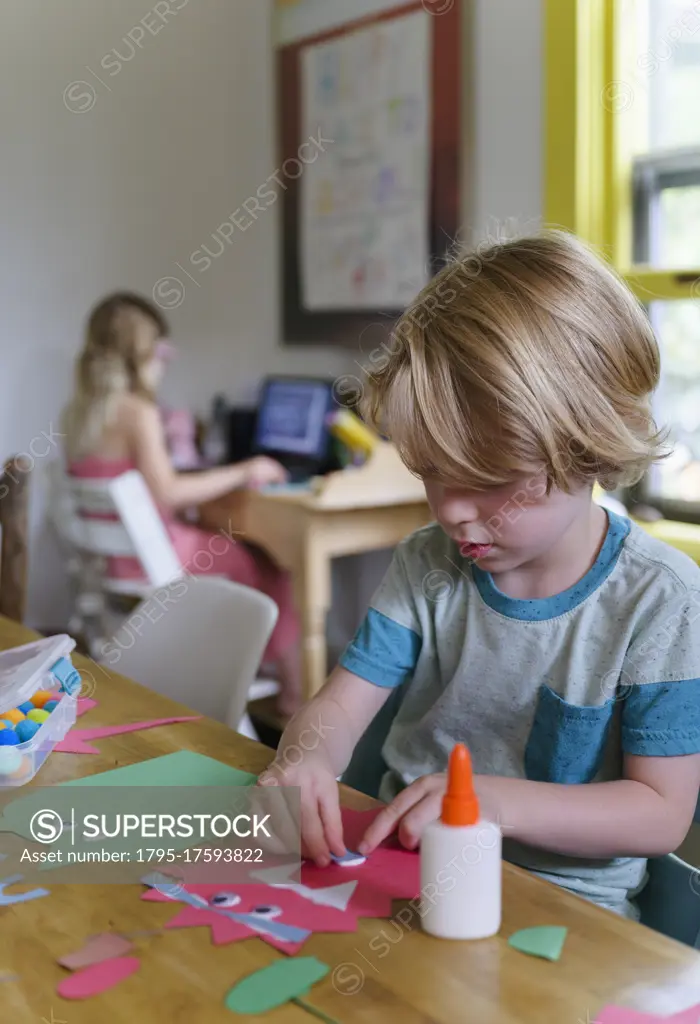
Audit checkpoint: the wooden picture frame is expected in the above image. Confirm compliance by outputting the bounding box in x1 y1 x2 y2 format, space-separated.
277 1 461 347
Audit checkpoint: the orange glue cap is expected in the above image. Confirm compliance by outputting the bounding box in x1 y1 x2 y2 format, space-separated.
441 743 480 826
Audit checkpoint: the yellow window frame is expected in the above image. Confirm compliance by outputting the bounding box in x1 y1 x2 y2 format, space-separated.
544 0 700 302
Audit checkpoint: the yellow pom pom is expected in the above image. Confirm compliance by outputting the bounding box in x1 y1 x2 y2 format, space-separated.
1 709 25 725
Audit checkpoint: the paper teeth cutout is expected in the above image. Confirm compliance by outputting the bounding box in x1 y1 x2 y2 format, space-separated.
251 864 357 912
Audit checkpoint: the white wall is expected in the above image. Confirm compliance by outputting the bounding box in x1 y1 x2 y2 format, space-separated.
1 0 354 627
1 0 542 634
471 0 543 241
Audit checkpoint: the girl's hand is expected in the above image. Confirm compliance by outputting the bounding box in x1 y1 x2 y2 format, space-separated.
359 773 447 854
243 457 289 488
257 757 346 867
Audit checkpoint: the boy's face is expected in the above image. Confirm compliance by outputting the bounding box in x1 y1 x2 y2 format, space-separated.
423 472 593 572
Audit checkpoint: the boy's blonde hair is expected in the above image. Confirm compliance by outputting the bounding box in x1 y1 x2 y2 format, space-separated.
363 231 665 491
63 293 168 462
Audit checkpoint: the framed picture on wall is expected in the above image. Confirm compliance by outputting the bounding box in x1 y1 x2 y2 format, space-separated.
277 0 462 346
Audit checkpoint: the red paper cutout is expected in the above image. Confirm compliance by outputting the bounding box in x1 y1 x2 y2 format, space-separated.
299 807 420 918
55 716 200 754
141 882 357 954
57 956 140 1000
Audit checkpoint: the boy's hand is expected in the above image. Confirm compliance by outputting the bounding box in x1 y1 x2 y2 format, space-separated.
359 773 447 854
257 758 346 867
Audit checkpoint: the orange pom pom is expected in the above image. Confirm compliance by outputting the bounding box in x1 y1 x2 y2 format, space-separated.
31 691 54 709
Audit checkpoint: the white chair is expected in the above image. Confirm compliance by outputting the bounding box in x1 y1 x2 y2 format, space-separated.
47 466 183 651
47 463 280 733
104 576 278 732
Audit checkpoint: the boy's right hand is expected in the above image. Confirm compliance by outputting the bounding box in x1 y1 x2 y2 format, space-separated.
257 757 346 867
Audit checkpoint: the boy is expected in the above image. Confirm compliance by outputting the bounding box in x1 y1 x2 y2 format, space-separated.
259 231 700 917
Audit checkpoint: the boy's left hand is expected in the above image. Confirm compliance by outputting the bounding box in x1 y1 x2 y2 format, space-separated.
358 773 447 854
358 773 504 855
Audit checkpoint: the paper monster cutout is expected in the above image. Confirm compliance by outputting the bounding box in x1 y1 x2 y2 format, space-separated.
253 807 421 919
141 875 358 954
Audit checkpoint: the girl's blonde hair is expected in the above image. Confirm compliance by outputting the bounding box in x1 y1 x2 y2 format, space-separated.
363 230 666 492
63 293 168 461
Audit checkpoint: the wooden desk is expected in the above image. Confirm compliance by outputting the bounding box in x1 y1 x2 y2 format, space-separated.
200 454 432 699
1 617 699 1021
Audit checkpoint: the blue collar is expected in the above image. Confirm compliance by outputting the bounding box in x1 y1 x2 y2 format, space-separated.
471 510 631 621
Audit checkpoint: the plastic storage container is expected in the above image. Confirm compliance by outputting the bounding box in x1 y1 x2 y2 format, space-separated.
0 634 81 787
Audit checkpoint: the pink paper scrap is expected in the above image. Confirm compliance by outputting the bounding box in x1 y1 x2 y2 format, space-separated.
57 956 140 1000
595 1005 700 1024
58 933 133 971
55 716 201 754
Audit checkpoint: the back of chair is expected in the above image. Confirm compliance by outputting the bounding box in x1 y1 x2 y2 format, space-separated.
106 576 279 727
64 470 182 588
637 853 700 948
342 681 407 798
0 455 30 622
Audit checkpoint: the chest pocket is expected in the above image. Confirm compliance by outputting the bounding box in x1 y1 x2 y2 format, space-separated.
524 684 615 784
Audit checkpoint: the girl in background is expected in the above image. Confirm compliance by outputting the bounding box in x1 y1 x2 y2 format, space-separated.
62 292 302 715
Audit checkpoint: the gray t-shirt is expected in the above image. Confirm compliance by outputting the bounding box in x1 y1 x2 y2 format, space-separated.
339 511 700 915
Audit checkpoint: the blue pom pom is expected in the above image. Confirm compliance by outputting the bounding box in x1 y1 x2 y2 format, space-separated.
43 700 59 713
17 702 34 714
0 729 20 746
16 719 40 744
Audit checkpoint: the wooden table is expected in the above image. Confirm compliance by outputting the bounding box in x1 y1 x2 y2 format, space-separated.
200 450 432 700
1 618 699 1022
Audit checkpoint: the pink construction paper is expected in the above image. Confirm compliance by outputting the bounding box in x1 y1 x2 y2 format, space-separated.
594 1007 700 1024
593 1010 661 1024
141 882 358 954
57 956 140 1000
76 698 98 718
58 933 133 970
668 1006 700 1023
299 807 421 918
55 716 200 754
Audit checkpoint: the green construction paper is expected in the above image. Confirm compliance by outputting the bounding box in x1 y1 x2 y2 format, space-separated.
0 752 256 846
508 925 568 962
60 750 257 789
224 957 329 1015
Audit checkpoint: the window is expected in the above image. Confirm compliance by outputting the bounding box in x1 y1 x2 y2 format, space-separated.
627 0 700 513
546 0 700 520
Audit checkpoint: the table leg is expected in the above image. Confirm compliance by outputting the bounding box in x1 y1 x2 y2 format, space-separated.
294 537 331 701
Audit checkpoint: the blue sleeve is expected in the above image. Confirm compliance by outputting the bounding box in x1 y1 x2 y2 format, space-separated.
622 590 700 756
339 608 421 688
339 543 423 688
622 679 700 756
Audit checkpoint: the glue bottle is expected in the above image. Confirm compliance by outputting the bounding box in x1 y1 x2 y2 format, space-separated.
420 743 501 939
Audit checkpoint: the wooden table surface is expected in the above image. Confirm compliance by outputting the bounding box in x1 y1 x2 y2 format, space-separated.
0 618 699 1023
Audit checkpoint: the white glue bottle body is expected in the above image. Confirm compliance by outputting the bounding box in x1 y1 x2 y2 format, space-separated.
420 743 502 940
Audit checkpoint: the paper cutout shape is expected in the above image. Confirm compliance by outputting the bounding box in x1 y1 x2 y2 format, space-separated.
59 750 257 789
252 863 357 912
668 1006 700 1024
593 1012 656 1024
340 808 385 851
55 716 201 754
508 925 568 962
76 698 98 717
224 957 329 1015
0 874 49 905
297 807 420 918
57 956 140 1000
141 877 358 954
58 933 133 970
